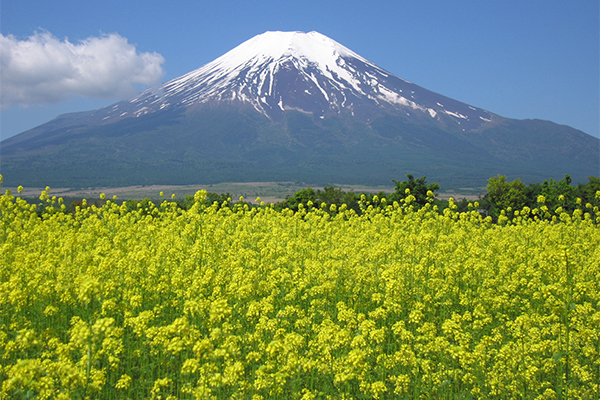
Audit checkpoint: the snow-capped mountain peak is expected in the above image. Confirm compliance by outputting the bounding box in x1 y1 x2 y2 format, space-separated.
103 31 495 131
204 31 368 74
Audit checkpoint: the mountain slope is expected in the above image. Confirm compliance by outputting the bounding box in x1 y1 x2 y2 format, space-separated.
1 31 598 189
90 31 497 130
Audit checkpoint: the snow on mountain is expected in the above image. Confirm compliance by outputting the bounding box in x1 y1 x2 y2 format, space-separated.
97 31 496 131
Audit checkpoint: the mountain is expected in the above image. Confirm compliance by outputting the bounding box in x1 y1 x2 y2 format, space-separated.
1 31 598 189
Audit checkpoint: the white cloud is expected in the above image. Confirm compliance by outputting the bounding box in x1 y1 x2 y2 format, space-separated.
0 31 165 107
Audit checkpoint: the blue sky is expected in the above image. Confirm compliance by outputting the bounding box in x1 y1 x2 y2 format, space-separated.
1 0 598 141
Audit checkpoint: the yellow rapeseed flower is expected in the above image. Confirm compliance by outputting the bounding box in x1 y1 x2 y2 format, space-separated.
0 186 598 399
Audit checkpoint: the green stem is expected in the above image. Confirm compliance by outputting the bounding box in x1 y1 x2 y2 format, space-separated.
83 324 92 399
564 250 571 400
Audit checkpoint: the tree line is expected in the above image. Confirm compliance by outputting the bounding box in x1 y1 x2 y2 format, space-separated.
11 173 599 222
271 174 599 217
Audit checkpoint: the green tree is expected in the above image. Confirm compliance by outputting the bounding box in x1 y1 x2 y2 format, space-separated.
537 175 576 211
279 187 317 211
579 176 600 205
316 185 359 210
486 175 526 216
389 175 440 206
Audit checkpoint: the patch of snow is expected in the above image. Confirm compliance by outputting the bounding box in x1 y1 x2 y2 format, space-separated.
376 85 436 117
307 73 329 101
444 110 468 119
135 107 149 117
283 105 312 114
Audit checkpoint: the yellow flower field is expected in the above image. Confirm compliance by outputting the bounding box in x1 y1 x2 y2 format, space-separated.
1 184 599 399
